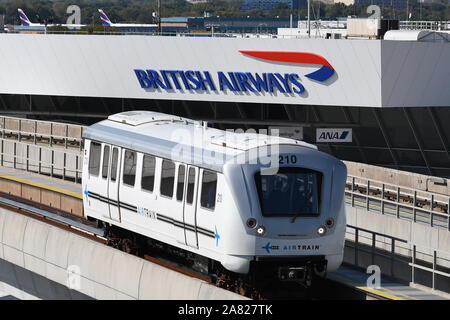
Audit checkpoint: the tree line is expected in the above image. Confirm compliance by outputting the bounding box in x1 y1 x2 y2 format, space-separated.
0 0 449 26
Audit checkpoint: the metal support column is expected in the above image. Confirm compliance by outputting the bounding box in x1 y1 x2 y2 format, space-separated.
372 109 399 170
403 108 433 175
341 106 367 162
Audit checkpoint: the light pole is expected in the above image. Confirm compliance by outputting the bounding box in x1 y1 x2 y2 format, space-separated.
307 0 310 38
406 0 409 21
257 23 267 34
157 0 161 34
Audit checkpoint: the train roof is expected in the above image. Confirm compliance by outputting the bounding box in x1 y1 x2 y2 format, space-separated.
83 111 316 172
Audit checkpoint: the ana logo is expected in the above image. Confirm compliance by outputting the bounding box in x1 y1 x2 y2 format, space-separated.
239 50 335 82
316 128 352 143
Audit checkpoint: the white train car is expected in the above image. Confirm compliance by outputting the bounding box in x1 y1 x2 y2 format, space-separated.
82 111 347 282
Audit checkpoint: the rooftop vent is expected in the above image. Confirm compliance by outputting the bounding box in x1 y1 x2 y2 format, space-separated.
211 133 317 151
108 111 186 126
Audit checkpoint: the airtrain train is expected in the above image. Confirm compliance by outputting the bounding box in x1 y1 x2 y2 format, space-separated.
82 111 347 284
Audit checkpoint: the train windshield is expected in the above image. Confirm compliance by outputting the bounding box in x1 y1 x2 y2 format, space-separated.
255 167 322 217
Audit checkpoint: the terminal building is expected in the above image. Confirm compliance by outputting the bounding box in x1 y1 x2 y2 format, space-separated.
0 33 450 177
240 0 306 10
204 16 293 33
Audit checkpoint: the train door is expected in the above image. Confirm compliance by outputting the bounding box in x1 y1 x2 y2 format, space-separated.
174 163 187 245
96 144 110 220
159 159 180 243
108 146 121 222
183 166 199 248
86 141 108 220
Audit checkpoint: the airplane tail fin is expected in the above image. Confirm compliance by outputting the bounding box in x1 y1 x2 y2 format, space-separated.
18 8 32 27
98 9 112 26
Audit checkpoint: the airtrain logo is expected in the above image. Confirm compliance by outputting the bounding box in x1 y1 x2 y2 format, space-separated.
262 242 320 253
134 50 334 96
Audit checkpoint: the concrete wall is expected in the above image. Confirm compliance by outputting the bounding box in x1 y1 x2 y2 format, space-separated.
0 207 246 300
0 139 82 181
345 160 450 196
1 116 84 141
0 178 83 217
345 204 450 291
0 258 93 300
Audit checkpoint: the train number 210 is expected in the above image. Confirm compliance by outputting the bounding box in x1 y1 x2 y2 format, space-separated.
279 155 297 164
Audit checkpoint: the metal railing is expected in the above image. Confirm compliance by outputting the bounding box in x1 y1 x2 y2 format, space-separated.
410 244 450 291
6 29 277 37
346 225 450 291
0 139 82 183
399 20 450 31
346 175 450 230
0 116 85 151
5 29 342 40
346 225 408 278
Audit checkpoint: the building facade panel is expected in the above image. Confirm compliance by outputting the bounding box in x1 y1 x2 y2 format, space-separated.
0 34 383 107
2 34 450 109
381 40 450 107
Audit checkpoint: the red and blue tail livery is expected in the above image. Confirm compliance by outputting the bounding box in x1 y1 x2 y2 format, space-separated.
239 50 335 82
18 8 32 27
98 9 112 27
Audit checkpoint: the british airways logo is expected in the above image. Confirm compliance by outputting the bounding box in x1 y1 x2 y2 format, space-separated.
134 50 335 96
239 50 335 82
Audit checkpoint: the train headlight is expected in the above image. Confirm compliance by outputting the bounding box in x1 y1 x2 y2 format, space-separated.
326 218 334 228
246 218 257 229
256 226 266 236
317 226 326 236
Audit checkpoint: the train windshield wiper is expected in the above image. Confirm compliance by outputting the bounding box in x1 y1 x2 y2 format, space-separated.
291 214 303 223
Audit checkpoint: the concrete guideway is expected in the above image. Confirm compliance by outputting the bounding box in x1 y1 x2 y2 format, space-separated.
0 166 82 199
0 193 435 301
329 265 447 300
0 288 18 300
0 166 83 218
0 206 246 300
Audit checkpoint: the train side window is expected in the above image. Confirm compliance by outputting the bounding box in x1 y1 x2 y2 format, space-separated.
88 142 101 177
200 170 217 210
111 148 119 182
176 164 186 201
142 155 156 192
123 150 137 186
186 167 196 205
102 145 110 179
160 160 175 198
